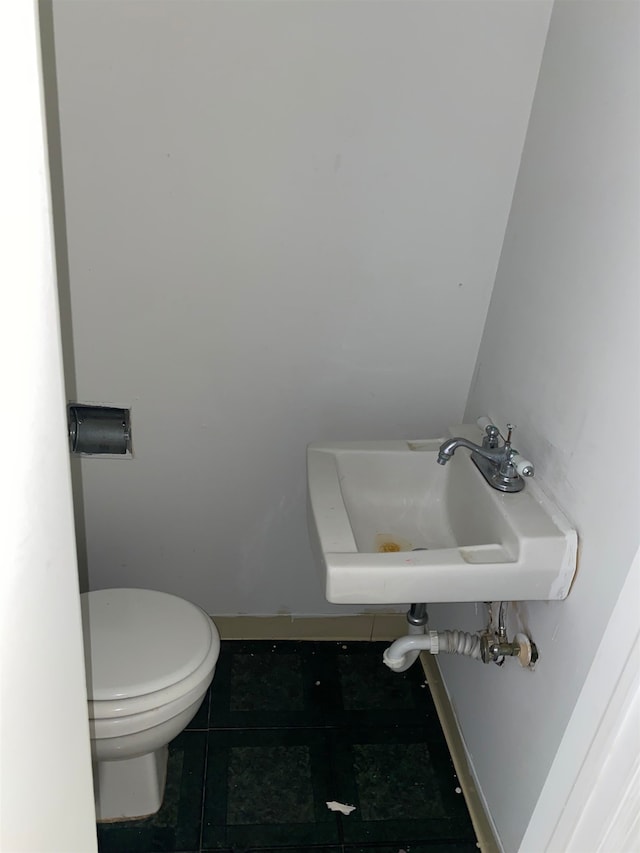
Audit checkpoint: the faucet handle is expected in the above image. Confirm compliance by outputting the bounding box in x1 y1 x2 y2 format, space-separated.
483 424 500 449
476 417 501 448
511 453 535 477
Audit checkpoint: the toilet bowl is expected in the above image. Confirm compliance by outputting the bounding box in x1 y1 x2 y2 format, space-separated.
80 588 220 821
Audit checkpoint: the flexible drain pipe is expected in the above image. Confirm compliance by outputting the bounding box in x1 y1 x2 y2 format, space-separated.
383 629 483 672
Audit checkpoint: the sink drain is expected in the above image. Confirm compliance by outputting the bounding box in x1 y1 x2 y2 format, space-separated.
378 541 401 552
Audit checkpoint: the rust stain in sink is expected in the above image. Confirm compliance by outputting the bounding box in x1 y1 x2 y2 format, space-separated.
375 533 413 552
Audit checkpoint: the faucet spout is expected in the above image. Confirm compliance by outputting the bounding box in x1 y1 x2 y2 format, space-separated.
437 437 505 466
437 429 532 493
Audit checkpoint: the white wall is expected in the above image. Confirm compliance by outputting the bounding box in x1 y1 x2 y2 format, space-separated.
432 3 640 850
0 1 96 849
50 0 551 615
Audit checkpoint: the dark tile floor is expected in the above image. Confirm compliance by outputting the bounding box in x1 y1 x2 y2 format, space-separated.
97 641 479 853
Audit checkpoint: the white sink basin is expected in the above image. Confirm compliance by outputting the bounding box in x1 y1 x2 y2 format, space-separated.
306 426 577 604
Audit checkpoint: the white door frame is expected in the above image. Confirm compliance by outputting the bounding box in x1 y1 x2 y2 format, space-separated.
519 548 640 852
0 1 97 850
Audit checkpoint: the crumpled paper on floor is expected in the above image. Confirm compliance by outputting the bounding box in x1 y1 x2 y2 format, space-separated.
325 800 356 815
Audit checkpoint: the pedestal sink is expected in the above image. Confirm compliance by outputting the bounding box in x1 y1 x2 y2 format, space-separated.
306 425 577 604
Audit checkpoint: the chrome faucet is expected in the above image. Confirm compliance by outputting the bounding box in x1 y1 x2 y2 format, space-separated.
437 423 534 493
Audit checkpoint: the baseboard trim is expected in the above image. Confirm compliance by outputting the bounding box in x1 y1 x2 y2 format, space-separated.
211 613 408 641
420 652 501 853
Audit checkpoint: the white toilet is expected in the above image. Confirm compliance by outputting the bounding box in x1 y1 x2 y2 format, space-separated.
80 587 220 822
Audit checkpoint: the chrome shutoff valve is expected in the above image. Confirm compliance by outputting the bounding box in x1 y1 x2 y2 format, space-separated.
480 631 539 667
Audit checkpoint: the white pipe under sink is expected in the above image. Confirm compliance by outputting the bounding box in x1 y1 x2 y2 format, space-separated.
383 628 483 671
383 622 427 672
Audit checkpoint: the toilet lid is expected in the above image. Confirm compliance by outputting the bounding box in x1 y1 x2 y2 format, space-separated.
81 588 214 701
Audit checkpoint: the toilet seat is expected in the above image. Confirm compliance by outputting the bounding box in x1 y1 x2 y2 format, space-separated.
81 588 220 720
89 673 212 741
